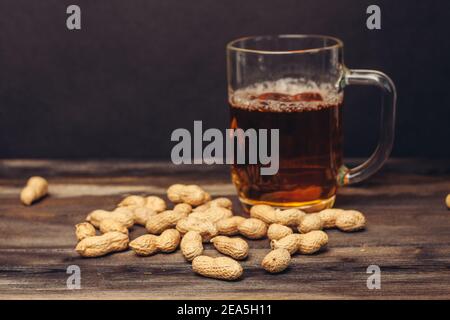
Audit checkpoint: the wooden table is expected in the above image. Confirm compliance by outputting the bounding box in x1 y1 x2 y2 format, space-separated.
0 159 449 299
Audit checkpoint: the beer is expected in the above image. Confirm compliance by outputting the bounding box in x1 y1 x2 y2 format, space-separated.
227 35 396 210
229 79 343 209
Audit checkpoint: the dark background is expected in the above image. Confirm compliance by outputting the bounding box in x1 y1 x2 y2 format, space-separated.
0 0 449 159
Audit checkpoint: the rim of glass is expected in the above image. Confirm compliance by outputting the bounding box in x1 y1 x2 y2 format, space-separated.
227 34 343 55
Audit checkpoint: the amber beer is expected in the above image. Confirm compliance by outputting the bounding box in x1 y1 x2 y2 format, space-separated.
227 35 396 210
229 80 343 208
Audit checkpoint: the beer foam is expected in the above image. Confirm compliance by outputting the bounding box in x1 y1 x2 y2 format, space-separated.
230 78 343 112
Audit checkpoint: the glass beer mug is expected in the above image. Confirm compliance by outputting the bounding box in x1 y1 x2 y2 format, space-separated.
227 35 396 211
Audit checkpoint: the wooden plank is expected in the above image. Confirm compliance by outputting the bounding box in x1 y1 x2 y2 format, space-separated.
0 159 449 299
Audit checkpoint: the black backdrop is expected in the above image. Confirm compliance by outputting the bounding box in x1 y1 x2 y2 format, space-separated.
0 0 449 159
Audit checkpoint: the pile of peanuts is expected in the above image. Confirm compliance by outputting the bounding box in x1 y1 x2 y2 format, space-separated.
73 183 367 281
18 176 450 280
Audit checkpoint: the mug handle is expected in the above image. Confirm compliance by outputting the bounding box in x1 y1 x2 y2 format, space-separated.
338 68 397 185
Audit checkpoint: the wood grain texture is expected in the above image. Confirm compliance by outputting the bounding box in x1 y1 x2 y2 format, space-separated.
0 159 449 300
